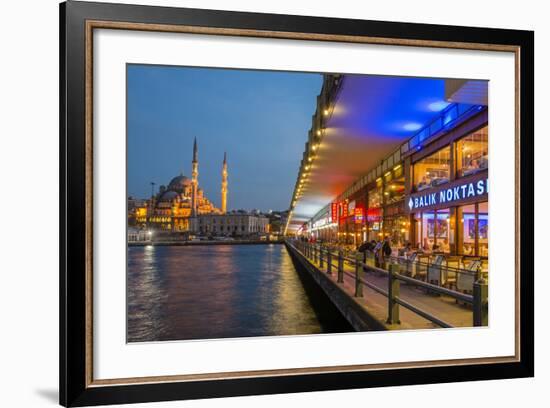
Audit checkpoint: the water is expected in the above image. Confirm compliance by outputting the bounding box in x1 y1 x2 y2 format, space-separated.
127 243 353 342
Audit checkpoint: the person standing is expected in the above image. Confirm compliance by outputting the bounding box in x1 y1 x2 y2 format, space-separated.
373 239 383 268
382 236 393 266
357 240 370 269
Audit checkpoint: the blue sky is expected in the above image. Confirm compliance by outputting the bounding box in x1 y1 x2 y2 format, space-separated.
127 64 322 212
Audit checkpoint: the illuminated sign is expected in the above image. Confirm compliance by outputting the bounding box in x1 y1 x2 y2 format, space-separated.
342 201 349 218
408 178 488 211
354 207 364 224
367 208 382 221
331 202 338 223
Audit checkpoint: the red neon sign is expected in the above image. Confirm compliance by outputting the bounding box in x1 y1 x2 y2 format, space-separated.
331 202 338 223
354 207 364 224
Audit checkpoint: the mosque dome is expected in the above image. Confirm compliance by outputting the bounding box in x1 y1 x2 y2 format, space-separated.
158 190 179 202
168 174 192 190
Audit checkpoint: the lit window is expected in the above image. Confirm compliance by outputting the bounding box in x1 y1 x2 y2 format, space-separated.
413 147 451 191
456 126 488 177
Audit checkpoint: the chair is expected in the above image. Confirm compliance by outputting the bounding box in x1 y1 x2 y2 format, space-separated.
444 256 461 289
428 255 445 286
406 252 417 277
415 254 430 280
456 259 481 293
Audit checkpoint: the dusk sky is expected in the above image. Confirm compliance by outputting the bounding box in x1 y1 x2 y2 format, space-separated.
127 64 322 212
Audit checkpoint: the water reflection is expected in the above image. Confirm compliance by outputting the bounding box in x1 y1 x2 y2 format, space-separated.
127 244 351 342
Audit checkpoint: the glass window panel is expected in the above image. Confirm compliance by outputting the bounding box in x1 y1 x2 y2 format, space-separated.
478 201 489 257
383 175 405 204
413 146 451 191
421 211 435 251
368 187 382 208
394 150 400 163
456 126 488 177
434 209 451 253
458 204 476 256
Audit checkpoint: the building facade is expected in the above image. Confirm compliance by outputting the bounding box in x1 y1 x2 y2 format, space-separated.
190 212 269 237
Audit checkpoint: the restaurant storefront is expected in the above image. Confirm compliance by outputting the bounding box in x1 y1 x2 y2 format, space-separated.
381 163 407 246
332 197 367 245
316 105 488 263
407 124 489 259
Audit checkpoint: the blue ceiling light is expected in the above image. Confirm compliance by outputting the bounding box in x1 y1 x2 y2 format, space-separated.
331 76 451 141
428 100 450 112
403 122 423 131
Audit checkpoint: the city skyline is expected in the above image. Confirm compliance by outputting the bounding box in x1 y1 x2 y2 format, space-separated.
127 64 323 211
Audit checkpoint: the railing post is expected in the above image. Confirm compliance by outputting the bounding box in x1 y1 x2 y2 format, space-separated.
319 247 324 269
473 276 488 326
354 253 363 297
337 251 344 283
366 252 374 268
313 245 318 264
387 263 401 325
327 250 332 275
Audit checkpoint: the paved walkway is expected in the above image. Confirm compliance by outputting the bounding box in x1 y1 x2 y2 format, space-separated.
304 250 473 330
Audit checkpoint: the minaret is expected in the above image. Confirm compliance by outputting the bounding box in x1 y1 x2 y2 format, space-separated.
191 137 198 216
221 152 228 214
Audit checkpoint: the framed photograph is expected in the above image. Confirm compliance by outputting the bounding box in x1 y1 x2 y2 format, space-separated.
60 1 534 406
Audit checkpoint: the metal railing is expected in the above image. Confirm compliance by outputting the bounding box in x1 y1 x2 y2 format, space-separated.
289 240 488 328
384 254 486 294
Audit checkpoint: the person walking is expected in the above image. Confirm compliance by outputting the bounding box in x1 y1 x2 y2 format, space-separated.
357 240 370 270
382 236 393 268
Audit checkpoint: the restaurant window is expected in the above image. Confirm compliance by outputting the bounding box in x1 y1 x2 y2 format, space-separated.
458 202 489 258
384 175 405 204
456 126 488 177
413 146 451 192
478 202 489 257
385 215 409 247
416 208 452 253
368 187 382 208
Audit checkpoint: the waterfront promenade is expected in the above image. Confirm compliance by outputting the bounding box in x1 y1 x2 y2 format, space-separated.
287 241 483 331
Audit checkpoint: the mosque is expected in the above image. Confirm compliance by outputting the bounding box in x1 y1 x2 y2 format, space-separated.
129 138 228 232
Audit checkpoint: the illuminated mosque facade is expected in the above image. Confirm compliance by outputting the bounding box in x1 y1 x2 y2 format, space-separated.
129 138 228 231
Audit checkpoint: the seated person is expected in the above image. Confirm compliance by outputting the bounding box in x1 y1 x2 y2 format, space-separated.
478 155 489 170
431 176 449 186
463 158 484 176
440 238 450 253
417 176 431 191
399 242 413 258
422 237 431 252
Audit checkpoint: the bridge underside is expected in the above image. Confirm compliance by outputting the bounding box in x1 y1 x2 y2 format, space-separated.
287 75 485 233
